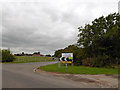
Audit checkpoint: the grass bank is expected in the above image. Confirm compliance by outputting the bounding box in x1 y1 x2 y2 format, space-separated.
39 63 118 74
5 56 55 63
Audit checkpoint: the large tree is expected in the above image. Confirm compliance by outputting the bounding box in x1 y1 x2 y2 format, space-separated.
78 13 120 66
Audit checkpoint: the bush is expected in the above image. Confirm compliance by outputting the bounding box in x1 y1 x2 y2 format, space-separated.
0 49 1 62
82 58 93 66
116 57 120 64
91 55 110 67
2 49 15 62
73 59 82 66
81 55 113 67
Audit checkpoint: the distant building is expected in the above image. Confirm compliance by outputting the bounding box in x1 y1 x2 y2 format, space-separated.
14 54 21 56
118 1 120 14
32 54 40 57
40 54 44 57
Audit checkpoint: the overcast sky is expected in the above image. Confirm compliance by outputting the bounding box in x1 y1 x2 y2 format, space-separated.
1 0 119 55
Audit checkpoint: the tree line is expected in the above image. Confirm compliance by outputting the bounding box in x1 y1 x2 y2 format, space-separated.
14 51 41 56
54 13 120 67
1 49 52 62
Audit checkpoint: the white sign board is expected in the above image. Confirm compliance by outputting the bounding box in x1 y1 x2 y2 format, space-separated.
62 53 73 60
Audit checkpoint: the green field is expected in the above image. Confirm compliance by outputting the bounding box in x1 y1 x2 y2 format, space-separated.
39 63 118 74
10 56 55 63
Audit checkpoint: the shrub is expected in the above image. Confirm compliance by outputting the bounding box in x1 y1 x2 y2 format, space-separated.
81 55 113 67
116 57 120 64
2 49 15 62
82 58 93 66
91 55 110 67
0 49 1 62
73 59 82 66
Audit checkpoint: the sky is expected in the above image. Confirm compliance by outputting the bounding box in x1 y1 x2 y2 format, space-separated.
0 0 119 55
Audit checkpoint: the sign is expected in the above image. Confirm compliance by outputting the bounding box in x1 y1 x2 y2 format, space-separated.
62 53 73 61
60 53 73 64
58 53 73 69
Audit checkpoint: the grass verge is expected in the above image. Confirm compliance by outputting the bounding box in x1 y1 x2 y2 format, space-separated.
39 63 118 75
4 56 55 63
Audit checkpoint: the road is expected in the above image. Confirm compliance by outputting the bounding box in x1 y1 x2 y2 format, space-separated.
2 61 92 88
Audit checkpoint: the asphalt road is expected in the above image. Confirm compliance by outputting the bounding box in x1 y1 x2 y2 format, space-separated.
2 61 91 88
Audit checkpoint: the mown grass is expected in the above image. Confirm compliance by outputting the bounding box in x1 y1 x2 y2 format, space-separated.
6 56 55 63
40 63 118 74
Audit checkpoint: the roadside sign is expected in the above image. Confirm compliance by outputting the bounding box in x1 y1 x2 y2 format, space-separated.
58 53 73 69
62 53 73 60
62 53 73 63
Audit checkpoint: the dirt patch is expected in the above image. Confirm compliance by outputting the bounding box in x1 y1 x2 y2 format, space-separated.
35 69 118 88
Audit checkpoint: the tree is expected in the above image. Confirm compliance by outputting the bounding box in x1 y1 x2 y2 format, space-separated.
0 49 2 62
38 52 40 55
45 54 51 57
54 45 86 65
54 49 64 58
22 52 24 56
2 49 15 62
77 13 120 67
33 52 40 55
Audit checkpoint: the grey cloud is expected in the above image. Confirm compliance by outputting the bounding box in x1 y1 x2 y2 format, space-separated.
2 0 118 54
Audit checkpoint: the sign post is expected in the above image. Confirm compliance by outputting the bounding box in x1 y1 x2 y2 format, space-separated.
58 53 73 69
58 57 62 68
58 60 60 68
64 57 67 68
